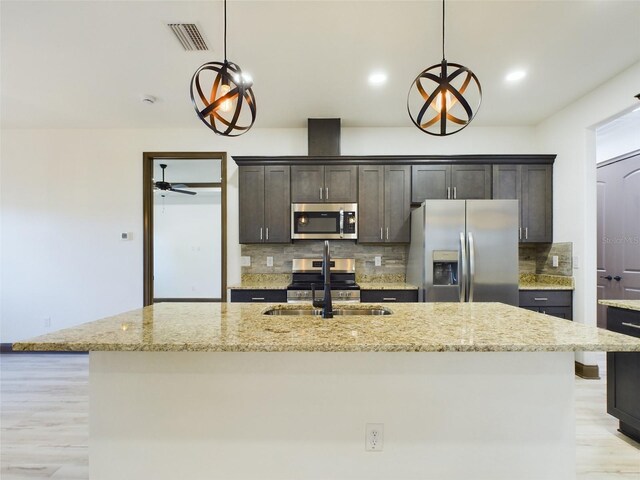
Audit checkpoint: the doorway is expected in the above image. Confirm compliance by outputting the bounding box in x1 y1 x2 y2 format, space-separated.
143 152 227 306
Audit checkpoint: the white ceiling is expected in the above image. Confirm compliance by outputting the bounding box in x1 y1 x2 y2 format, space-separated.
2 0 639 130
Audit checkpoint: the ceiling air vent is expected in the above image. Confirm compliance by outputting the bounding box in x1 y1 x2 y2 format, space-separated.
168 23 209 51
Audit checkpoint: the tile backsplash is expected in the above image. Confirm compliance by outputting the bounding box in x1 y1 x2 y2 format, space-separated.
241 242 408 281
241 241 573 280
518 242 573 276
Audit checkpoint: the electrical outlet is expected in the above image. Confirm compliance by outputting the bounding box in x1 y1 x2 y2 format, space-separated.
374 256 382 267
267 256 274 267
240 256 251 267
365 423 384 452
552 255 559 268
120 232 132 241
573 255 579 269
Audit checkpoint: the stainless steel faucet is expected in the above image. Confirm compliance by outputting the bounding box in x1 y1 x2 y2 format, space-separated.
312 240 333 318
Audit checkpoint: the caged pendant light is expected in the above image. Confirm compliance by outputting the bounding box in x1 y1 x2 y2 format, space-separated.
407 0 482 136
190 0 256 136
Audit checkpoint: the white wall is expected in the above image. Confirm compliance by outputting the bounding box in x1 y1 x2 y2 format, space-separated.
536 61 640 365
153 191 221 299
0 125 538 342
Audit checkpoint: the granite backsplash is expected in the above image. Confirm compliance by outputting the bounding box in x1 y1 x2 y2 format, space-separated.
241 241 573 280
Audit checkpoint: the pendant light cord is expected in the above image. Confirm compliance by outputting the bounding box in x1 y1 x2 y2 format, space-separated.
442 0 445 61
224 0 227 61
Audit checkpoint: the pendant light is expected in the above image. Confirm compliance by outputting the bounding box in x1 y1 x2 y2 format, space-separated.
407 0 481 136
190 0 256 137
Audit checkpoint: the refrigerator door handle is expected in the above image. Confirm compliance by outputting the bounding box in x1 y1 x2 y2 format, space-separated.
468 232 476 302
459 232 467 302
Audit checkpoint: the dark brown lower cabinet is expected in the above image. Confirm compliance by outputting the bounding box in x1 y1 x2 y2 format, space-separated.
606 307 640 442
230 289 287 303
518 290 572 320
360 290 418 303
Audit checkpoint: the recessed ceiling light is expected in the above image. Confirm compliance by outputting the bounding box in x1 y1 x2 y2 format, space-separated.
505 70 527 83
368 72 388 86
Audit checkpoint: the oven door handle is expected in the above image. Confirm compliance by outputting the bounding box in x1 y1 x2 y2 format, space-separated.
339 209 344 238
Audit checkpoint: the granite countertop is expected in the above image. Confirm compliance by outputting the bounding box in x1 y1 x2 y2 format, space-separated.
519 274 574 291
13 302 640 353
229 274 290 290
359 282 419 290
599 300 640 312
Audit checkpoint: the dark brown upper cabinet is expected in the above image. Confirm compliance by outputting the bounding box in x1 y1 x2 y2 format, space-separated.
411 164 492 203
239 165 291 244
358 165 411 243
493 164 552 243
291 165 357 203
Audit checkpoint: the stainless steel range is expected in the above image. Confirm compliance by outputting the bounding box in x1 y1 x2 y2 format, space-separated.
286 258 360 303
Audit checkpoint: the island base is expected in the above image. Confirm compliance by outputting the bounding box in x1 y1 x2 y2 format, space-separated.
90 351 575 479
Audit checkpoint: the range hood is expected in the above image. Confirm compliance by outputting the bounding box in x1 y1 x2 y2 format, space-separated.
308 118 341 156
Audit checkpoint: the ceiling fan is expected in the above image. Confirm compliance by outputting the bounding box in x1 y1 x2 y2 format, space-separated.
154 164 196 195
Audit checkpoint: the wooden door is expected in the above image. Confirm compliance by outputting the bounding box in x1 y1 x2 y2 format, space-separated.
451 164 492 199
597 151 640 327
239 166 265 244
264 166 291 243
384 165 411 243
324 165 357 202
411 165 450 202
617 155 640 300
291 165 324 202
358 165 385 243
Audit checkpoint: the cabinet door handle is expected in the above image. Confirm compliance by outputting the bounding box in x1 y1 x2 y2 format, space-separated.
326 187 329 200
519 228 522 240
453 186 457 199
380 227 383 240
600 275 612 281
622 322 640 330
447 187 451 199
319 187 323 200
525 227 528 240
613 276 622 281
382 297 397 301
260 227 263 240
534 297 548 301
386 227 389 240
266 227 269 240
251 297 265 301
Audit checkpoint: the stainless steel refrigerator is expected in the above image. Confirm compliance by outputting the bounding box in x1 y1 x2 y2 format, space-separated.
406 200 519 305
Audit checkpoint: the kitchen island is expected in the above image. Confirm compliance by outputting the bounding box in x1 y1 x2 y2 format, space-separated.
14 303 640 480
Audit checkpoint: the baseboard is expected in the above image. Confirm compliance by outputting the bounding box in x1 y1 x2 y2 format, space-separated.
0 343 87 354
575 361 600 379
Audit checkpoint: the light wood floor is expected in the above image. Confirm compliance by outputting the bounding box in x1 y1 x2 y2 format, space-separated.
1 353 638 479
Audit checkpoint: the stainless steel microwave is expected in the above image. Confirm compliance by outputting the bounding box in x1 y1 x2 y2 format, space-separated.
291 203 358 240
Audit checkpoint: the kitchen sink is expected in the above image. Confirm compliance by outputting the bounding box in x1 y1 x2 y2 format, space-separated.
263 307 392 316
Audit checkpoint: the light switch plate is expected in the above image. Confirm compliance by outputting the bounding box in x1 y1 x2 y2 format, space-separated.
374 256 382 267
573 256 579 269
552 255 559 268
120 232 132 241
267 256 274 267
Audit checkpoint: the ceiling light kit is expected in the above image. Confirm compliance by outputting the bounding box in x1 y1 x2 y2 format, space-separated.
407 0 482 136
505 70 527 83
190 0 256 137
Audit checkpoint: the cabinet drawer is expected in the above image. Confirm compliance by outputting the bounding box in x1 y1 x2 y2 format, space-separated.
607 307 640 338
519 290 572 307
230 289 287 303
361 290 418 303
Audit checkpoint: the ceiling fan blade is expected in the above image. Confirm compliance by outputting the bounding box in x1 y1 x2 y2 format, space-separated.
172 183 188 188
169 187 197 195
